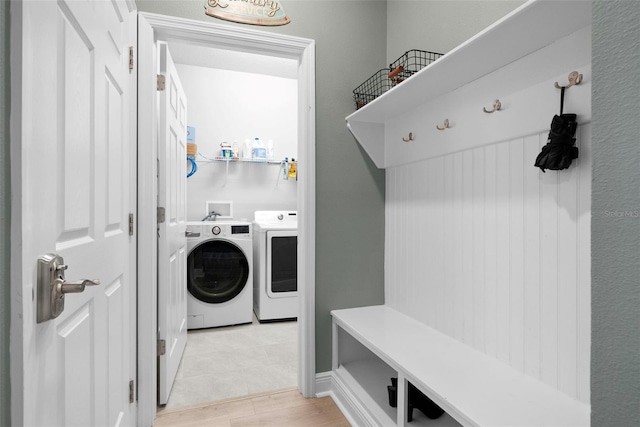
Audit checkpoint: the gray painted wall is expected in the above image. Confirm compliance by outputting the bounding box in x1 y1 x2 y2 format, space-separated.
592 1 640 425
386 0 524 63
135 0 388 373
0 0 10 425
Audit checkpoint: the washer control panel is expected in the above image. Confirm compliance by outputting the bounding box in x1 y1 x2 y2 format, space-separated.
186 221 252 238
231 225 250 234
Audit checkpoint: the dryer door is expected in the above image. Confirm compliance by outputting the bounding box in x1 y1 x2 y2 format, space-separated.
266 229 298 298
187 240 250 303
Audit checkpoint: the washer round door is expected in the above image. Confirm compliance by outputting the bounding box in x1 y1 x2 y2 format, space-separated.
187 239 250 304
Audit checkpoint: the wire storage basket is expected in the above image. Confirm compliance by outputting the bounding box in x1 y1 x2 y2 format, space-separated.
388 49 443 85
352 49 444 110
353 68 393 110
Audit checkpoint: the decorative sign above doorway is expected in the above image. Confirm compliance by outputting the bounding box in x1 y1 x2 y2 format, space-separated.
204 0 291 26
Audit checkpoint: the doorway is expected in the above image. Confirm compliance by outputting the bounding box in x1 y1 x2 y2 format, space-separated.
170 44 298 408
137 12 316 426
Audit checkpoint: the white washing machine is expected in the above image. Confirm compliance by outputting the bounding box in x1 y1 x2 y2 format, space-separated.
252 211 298 322
186 221 253 329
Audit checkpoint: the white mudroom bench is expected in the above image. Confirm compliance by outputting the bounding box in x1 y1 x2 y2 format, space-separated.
331 305 590 427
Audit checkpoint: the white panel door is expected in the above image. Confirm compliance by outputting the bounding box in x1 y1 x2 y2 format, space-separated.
19 0 136 425
157 42 188 405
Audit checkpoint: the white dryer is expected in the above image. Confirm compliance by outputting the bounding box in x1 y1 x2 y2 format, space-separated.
186 221 253 329
252 211 298 322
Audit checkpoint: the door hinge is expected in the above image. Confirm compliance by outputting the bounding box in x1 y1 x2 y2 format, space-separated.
129 379 135 403
157 74 166 91
157 207 166 224
128 46 134 72
129 213 134 236
158 339 166 356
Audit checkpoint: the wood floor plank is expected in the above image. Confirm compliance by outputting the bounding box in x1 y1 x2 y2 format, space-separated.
230 397 347 427
154 399 254 427
250 389 318 414
154 388 349 427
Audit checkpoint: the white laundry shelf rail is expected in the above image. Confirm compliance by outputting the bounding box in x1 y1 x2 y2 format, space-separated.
331 305 590 427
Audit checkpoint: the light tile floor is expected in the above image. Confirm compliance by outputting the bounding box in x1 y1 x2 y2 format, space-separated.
159 315 298 411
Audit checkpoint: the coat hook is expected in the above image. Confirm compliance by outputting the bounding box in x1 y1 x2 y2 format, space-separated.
554 71 583 89
483 99 502 114
402 132 414 143
436 119 450 131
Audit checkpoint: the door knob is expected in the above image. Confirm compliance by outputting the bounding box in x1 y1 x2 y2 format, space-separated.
36 254 101 323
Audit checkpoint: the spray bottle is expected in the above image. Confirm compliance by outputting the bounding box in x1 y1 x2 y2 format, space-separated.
282 158 289 180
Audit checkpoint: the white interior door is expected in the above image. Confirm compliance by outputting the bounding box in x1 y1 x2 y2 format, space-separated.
17 0 137 425
157 41 189 405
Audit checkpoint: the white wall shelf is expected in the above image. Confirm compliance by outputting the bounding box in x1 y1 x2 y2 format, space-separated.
332 306 590 427
195 157 285 165
345 0 592 169
193 157 296 186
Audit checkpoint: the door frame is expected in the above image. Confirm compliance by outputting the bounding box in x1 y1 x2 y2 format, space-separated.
137 12 316 426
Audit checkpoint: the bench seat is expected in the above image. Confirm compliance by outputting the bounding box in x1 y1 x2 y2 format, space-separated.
331 305 589 427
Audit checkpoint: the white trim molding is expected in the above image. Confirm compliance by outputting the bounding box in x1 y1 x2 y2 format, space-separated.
314 371 333 398
316 371 370 427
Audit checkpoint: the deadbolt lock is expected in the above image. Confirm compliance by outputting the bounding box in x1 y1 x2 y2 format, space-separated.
36 253 101 323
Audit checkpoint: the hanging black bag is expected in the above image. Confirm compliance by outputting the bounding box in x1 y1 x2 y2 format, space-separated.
534 85 579 172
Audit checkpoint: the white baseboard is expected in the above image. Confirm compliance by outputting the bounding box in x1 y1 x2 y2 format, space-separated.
315 371 333 398
315 371 373 427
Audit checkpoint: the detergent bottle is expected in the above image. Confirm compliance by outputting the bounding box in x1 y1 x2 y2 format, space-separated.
252 137 266 160
288 158 297 179
243 138 252 160
267 140 274 160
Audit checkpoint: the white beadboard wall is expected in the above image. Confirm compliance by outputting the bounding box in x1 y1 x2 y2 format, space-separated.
385 124 591 403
